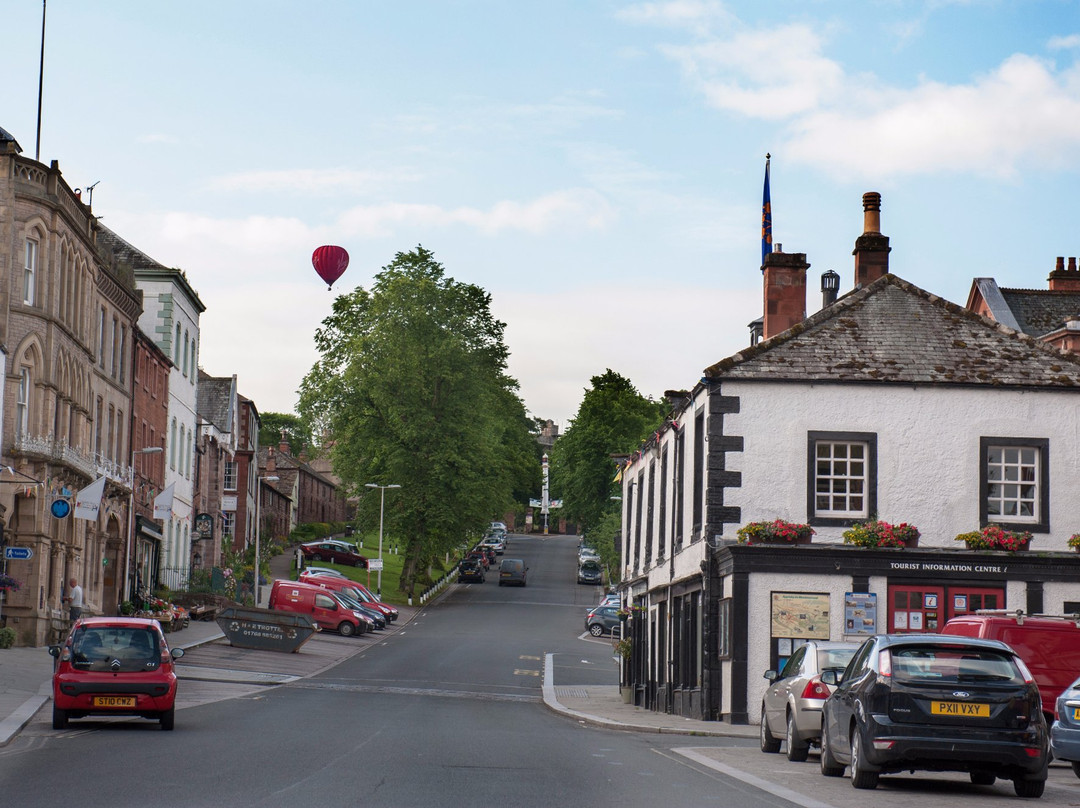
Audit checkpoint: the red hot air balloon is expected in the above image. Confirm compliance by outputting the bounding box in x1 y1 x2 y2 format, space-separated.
312 245 350 290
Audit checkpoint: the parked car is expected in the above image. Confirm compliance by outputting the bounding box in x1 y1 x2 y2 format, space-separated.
1051 674 1080 778
299 573 398 622
585 605 622 637
480 546 497 567
467 550 490 570
819 633 1049 797
299 565 346 578
498 558 528 587
759 640 860 761
300 540 369 568
481 535 505 554
330 589 384 630
599 593 620 607
490 521 508 534
48 617 185 731
268 580 369 637
458 558 485 583
942 611 1080 722
577 561 603 585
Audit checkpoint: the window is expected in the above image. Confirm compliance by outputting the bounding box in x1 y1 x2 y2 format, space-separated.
23 238 38 305
98 307 106 367
224 460 237 491
170 419 177 469
692 410 705 538
658 445 668 559
222 511 235 540
118 325 127 384
16 368 31 436
808 431 877 525
174 323 182 364
110 318 119 378
981 438 1049 532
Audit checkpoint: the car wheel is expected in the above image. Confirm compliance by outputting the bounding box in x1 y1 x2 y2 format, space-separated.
760 708 781 754
1072 761 1080 780
849 731 879 789
589 624 604 637
160 707 175 731
970 772 995 785
820 720 844 777
312 553 323 561
786 711 810 762
338 621 356 637
1013 778 1045 798
52 706 68 730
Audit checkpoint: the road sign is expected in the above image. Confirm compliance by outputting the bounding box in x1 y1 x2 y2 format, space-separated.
4 547 33 560
368 559 384 571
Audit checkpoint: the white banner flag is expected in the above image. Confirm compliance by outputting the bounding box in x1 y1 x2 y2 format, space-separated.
153 482 175 520
73 476 107 521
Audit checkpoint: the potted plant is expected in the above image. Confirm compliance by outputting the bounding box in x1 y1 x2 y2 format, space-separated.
1069 534 1080 552
955 525 1032 552
736 519 815 545
843 520 920 549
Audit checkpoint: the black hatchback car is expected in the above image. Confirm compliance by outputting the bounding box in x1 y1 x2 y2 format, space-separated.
819 634 1048 798
458 558 485 583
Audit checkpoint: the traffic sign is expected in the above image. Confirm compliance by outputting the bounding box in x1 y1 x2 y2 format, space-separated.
368 559 384 571
4 547 33 561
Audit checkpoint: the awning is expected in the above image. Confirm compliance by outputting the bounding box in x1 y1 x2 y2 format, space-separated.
136 514 163 542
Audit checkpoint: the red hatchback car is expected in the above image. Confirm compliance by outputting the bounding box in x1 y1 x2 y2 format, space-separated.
49 617 185 731
300 540 369 568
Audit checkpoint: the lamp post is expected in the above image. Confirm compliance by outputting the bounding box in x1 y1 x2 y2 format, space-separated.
255 474 279 607
365 483 400 597
124 446 163 605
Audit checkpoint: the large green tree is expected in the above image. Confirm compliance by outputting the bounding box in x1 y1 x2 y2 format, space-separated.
259 412 311 457
297 247 537 595
551 369 665 535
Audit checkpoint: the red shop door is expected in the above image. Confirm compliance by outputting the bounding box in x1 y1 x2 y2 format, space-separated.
889 585 946 633
946 587 1004 620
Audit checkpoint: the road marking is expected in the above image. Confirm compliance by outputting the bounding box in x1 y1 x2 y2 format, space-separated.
519 655 540 660
667 748 840 808
514 669 540 677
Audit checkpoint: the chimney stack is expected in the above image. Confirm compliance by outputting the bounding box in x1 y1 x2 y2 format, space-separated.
762 251 809 340
853 192 891 287
1048 256 1080 291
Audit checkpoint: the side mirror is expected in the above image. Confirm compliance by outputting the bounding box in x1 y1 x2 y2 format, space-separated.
764 669 778 682
48 645 61 659
171 647 185 660
821 669 840 686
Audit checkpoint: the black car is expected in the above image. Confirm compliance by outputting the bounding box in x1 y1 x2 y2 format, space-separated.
819 633 1049 798
577 561 603 585
458 558 485 583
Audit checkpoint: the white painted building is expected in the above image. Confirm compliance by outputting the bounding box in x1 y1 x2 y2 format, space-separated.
618 194 1080 725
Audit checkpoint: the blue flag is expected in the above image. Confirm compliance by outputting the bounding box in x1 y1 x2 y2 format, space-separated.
761 154 772 265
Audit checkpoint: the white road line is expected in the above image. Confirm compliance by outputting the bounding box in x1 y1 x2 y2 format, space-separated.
669 748 841 808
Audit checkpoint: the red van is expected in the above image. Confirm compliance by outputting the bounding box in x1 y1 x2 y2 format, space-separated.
299 572 399 622
268 580 368 637
942 611 1080 720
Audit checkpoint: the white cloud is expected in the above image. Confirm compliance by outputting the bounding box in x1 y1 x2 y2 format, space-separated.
625 6 1080 177
206 168 424 194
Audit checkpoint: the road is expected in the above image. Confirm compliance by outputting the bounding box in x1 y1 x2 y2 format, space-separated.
2 533 1079 806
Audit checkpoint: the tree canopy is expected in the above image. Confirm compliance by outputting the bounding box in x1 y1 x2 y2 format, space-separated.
297 247 538 595
550 369 665 535
259 412 311 457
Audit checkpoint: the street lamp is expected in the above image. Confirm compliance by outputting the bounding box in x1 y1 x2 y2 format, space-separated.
124 446 163 605
255 474 280 607
364 483 400 597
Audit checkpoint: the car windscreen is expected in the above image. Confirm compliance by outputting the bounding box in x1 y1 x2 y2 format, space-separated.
817 648 858 672
890 645 1024 685
72 626 161 671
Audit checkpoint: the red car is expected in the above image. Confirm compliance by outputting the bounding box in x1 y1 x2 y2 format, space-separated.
49 617 185 731
299 572 399 622
300 540 369 568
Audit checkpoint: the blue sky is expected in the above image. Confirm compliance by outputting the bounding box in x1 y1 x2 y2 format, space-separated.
4 1 1079 427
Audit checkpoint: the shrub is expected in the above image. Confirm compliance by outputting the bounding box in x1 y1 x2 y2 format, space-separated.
736 519 814 544
0 626 15 649
843 520 920 549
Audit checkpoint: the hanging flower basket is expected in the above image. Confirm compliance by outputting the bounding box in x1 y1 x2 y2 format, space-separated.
843 520 920 549
0 573 21 591
1068 534 1080 553
736 519 814 545
955 525 1032 552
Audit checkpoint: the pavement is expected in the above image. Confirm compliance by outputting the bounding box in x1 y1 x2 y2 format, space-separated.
0 551 757 746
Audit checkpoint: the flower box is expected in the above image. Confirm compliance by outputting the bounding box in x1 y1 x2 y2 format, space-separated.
955 526 1032 552
843 520 920 549
736 519 814 545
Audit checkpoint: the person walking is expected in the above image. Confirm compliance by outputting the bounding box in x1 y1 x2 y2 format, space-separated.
64 577 84 623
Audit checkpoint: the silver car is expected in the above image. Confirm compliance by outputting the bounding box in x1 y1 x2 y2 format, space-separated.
760 640 860 761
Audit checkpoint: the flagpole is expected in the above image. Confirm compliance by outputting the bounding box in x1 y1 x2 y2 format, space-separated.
35 0 47 161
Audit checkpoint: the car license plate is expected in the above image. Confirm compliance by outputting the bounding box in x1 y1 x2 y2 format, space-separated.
1073 707 1080 721
931 700 989 717
92 695 136 708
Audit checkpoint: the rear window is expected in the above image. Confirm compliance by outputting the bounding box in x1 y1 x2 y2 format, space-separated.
890 645 1024 685
501 560 523 572
72 626 161 672
817 647 858 672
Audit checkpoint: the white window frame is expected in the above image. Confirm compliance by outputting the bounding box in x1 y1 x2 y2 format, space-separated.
16 368 30 436
224 460 238 491
981 438 1049 532
23 238 38 305
808 431 877 525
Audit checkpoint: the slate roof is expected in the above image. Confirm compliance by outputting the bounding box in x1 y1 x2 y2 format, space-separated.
197 371 235 432
96 226 170 271
705 274 1080 388
997 288 1080 337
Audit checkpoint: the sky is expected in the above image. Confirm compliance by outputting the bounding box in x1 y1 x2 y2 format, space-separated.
4 1 1080 429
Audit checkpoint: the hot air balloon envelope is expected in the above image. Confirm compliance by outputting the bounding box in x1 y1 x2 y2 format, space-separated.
312 245 349 289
